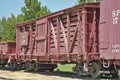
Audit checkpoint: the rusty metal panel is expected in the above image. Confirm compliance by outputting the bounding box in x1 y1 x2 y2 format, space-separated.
99 0 120 59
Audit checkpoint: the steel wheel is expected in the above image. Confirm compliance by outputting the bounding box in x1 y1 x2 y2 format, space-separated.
90 62 101 78
10 60 18 71
9 61 14 70
25 61 31 71
34 62 39 72
74 63 84 76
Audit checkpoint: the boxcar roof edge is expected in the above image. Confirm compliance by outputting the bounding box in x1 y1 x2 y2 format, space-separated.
16 2 99 27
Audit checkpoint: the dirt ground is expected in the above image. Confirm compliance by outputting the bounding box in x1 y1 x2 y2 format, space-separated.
0 69 115 80
0 70 84 80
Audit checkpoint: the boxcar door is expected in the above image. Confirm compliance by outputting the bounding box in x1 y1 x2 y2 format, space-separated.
36 18 47 56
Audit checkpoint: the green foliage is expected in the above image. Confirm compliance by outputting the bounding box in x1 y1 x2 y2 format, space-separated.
1 14 25 41
77 0 100 3
21 0 51 20
1 17 7 40
36 6 51 17
0 19 2 36
1 0 51 41
77 0 85 3
1 14 16 41
17 14 25 23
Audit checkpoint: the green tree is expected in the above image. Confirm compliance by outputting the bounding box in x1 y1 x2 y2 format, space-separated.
21 0 51 20
77 0 100 3
2 14 16 41
17 14 25 23
1 17 7 41
77 0 85 3
1 0 51 41
36 6 51 17
0 19 2 36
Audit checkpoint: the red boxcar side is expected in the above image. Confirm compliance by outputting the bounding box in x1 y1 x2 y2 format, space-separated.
16 19 36 61
0 41 16 66
100 0 120 60
47 3 100 62
0 42 16 54
16 3 100 63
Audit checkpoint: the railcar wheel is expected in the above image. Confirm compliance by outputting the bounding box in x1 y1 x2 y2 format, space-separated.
34 62 39 72
10 60 18 71
17 63 22 70
10 60 13 70
75 67 82 76
90 62 101 78
1 61 7 68
25 61 31 71
74 63 84 76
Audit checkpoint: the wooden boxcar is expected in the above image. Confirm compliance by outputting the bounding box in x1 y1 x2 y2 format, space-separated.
9 0 120 78
0 41 16 67
15 3 100 77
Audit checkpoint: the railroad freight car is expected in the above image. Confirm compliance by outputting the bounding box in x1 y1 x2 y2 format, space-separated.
15 2 101 77
99 0 120 78
7 0 120 78
0 40 16 67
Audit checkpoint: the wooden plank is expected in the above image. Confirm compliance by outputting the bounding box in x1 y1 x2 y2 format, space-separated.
50 23 57 51
77 11 84 54
36 36 46 41
30 25 32 59
67 14 70 53
69 27 78 53
57 18 60 54
60 20 68 51
92 9 97 53
47 21 51 54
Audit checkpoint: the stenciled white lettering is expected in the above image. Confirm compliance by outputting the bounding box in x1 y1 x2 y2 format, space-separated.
112 44 120 53
112 9 120 24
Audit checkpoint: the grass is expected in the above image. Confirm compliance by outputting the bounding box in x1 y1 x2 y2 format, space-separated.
56 64 75 72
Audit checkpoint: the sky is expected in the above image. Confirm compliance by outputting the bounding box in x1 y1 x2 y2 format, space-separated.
0 0 77 19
